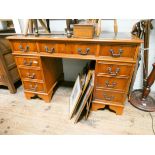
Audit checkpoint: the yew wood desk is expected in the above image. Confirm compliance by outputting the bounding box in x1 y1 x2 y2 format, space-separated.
7 33 143 115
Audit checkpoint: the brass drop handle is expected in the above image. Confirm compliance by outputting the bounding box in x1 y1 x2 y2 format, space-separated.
29 84 38 91
23 60 33 66
33 60 38 65
77 48 90 55
109 49 123 57
107 67 120 76
27 73 35 79
19 45 29 52
103 93 114 101
19 45 23 51
45 46 55 53
105 80 117 88
25 45 29 52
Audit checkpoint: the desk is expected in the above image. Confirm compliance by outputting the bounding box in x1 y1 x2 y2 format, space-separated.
7 32 143 115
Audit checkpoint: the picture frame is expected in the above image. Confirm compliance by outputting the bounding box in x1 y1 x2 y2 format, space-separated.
74 72 94 123
69 75 82 119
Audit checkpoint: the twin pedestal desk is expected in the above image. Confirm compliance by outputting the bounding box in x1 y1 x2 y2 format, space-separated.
7 33 142 115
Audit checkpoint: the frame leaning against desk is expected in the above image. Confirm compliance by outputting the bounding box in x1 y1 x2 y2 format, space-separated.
6 32 143 115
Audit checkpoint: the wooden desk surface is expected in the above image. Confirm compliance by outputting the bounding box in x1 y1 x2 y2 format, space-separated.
6 32 143 44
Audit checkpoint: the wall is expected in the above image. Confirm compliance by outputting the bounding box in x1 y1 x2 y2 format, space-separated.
16 19 155 91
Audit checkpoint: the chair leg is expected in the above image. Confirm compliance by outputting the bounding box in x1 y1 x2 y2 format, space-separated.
114 19 118 34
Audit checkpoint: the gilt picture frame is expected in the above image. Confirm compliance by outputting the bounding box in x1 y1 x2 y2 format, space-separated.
69 75 82 119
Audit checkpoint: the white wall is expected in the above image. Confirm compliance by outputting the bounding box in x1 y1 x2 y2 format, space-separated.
15 19 155 91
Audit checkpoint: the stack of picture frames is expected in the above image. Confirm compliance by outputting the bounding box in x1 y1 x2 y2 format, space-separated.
69 61 95 123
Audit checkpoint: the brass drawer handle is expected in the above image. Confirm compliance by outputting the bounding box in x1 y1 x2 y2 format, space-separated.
23 60 33 66
32 60 38 65
19 45 29 52
77 48 90 55
45 46 55 53
105 80 117 88
107 67 120 76
27 73 35 79
103 93 114 101
19 45 23 51
29 84 38 91
109 49 123 57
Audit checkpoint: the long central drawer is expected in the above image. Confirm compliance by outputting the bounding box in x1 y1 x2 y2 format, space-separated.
38 41 98 56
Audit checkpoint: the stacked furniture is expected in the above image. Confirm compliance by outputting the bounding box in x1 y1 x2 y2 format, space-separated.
7 32 142 114
0 38 20 93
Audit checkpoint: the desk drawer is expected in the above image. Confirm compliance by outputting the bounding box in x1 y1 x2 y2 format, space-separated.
15 56 40 68
99 45 137 59
38 41 65 53
11 40 38 53
94 89 126 105
19 68 42 81
96 61 133 77
95 75 129 92
66 43 97 55
23 81 44 93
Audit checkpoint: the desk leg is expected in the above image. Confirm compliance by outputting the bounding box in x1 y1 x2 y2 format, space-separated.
38 94 51 103
25 91 52 103
91 103 105 111
109 105 124 115
25 92 35 100
91 102 124 115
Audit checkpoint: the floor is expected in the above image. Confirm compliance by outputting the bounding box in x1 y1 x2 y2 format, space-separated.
0 83 155 135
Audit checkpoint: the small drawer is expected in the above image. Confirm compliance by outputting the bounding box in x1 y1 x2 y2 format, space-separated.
96 61 133 77
38 41 66 53
15 56 40 68
99 45 137 59
95 75 129 92
94 89 126 104
11 40 38 53
19 68 42 80
66 43 97 55
23 81 44 93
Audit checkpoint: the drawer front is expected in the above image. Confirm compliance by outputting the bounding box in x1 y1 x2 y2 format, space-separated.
94 89 126 104
38 41 65 53
66 43 97 55
11 40 38 53
96 61 133 77
99 45 137 59
19 68 42 80
15 56 40 68
95 75 129 92
23 81 44 93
